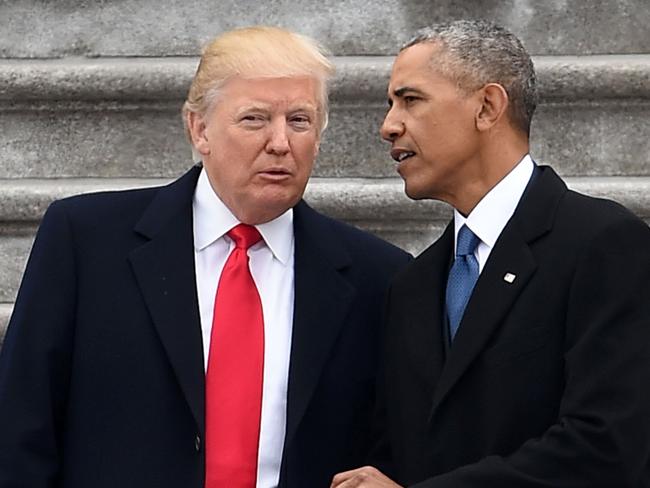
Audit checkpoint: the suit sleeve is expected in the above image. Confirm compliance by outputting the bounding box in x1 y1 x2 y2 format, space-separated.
412 217 650 488
0 201 77 487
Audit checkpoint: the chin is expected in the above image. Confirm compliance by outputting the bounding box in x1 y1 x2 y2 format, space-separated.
245 196 299 224
403 182 429 201
403 175 443 202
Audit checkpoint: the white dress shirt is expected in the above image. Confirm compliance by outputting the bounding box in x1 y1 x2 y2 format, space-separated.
192 168 294 488
453 154 535 273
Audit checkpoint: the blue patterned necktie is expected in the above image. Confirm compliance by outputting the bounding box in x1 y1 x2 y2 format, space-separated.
446 225 480 341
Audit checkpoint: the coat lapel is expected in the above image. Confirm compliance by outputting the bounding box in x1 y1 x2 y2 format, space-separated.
401 223 454 399
429 166 567 417
128 165 205 433
283 201 356 447
429 226 537 416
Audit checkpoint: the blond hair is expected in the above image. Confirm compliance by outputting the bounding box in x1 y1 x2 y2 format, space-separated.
182 26 335 146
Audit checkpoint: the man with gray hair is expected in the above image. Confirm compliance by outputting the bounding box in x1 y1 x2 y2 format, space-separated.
0 26 409 487
332 20 650 487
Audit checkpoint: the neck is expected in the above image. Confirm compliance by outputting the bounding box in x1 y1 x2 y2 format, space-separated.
451 135 529 216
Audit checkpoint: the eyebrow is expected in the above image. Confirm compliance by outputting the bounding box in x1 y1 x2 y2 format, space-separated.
236 103 271 113
287 103 318 113
388 86 427 106
236 102 318 115
392 86 426 98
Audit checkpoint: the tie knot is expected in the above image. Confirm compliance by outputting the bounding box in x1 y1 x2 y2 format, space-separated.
456 225 480 257
227 224 262 250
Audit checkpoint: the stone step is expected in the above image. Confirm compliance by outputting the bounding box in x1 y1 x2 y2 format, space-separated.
1 175 649 304
2 175 649 224
0 303 11 347
1 0 648 58
1 55 649 179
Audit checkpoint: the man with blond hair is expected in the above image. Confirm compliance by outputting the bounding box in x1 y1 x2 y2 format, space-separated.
0 26 409 488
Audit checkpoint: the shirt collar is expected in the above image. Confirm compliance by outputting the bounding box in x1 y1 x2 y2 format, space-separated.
454 154 534 250
192 168 294 265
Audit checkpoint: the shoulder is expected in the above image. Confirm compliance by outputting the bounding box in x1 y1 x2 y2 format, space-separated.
526 165 646 240
563 187 639 222
556 188 649 246
331 216 409 261
45 166 201 230
44 184 164 234
294 201 412 273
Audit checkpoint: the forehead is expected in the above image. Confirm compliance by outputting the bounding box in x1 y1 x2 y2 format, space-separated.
388 43 446 93
219 75 320 109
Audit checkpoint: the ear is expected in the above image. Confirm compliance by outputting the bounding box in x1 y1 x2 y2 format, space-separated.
475 83 509 132
187 112 211 155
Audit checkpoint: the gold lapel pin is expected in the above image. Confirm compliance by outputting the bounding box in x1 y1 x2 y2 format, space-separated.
503 272 516 283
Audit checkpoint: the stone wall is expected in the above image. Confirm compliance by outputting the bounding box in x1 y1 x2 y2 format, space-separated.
1 0 649 341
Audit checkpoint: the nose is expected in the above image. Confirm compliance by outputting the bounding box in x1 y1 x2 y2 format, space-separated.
380 107 404 142
265 119 290 155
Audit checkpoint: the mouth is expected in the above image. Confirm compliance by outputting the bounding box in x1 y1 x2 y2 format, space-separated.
258 168 293 181
390 148 416 164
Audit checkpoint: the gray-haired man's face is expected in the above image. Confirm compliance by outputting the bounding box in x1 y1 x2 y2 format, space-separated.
381 43 482 206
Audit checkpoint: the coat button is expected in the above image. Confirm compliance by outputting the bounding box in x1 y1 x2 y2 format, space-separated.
195 435 201 452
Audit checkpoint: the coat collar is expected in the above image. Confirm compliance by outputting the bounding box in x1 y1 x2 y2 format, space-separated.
397 222 454 401
128 167 358 443
283 200 356 447
128 165 206 432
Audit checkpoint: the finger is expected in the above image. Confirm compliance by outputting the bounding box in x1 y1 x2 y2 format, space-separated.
331 466 382 487
332 473 371 488
331 468 364 487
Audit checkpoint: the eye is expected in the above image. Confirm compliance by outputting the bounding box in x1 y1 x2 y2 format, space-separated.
239 113 267 128
289 114 312 131
404 95 419 104
240 114 263 122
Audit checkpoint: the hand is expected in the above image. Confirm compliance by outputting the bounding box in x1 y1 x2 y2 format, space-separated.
330 466 403 487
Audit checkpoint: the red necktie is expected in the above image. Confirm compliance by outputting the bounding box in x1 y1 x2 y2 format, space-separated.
205 224 264 488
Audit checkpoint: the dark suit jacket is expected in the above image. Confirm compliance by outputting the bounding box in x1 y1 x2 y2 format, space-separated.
0 165 410 488
380 166 650 487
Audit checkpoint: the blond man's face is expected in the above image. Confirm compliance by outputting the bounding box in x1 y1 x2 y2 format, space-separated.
189 75 321 224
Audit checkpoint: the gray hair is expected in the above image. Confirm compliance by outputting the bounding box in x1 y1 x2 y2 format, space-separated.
404 20 537 135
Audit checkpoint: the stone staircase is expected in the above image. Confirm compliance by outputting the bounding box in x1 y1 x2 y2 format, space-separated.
1 1 649 343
